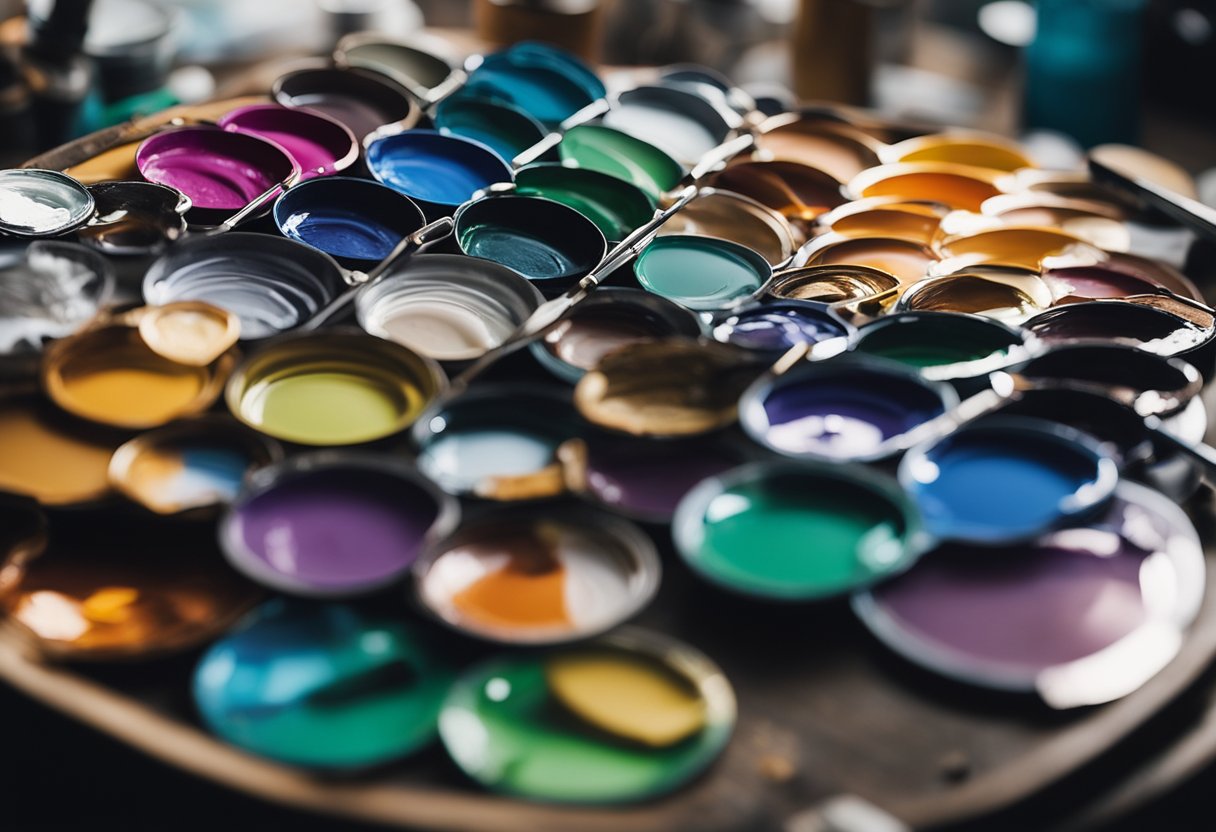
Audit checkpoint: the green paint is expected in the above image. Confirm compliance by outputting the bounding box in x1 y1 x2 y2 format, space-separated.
559 125 683 201
856 322 1017 369
194 601 453 770
240 368 421 445
635 235 767 311
460 223 581 280
515 164 655 242
435 97 547 163
676 467 921 599
440 651 731 803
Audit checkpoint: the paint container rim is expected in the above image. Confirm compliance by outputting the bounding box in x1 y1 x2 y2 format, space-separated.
365 128 516 211
271 64 421 138
764 263 901 304
453 193 608 286
512 161 658 243
634 233 773 312
557 123 685 198
738 354 961 463
0 169 96 237
612 83 741 144
709 299 858 359
40 324 238 431
672 458 934 601
660 186 798 268
1024 299 1216 357
79 180 192 257
107 415 285 517
355 251 543 365
438 624 736 803
218 451 460 598
897 269 1055 322
529 286 704 384
851 478 1205 705
333 30 459 83
412 504 661 645
410 382 578 498
791 231 939 275
271 175 427 269
853 310 1040 382
218 102 361 178
899 415 1120 545
225 328 447 446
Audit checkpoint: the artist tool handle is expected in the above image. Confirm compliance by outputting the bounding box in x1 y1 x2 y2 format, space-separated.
684 133 756 185
1088 158 1216 245
1144 416 1216 484
511 98 611 168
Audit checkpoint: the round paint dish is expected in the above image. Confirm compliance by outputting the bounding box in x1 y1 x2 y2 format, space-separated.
41 325 236 431
1019 343 1202 417
271 65 420 142
601 84 735 164
0 396 120 507
0 169 94 237
846 163 1003 212
739 357 958 462
412 385 581 500
513 163 655 243
793 234 939 284
657 187 796 267
135 126 299 226
764 263 900 305
220 454 458 596
438 627 734 803
1 522 262 661
530 287 703 383
853 311 1036 384
558 124 684 201
574 435 754 524
143 233 348 340
218 103 359 180
1024 301 1214 358
463 42 605 127
414 506 659 644
272 176 426 269
335 33 457 102
454 195 606 294
900 417 1119 545
752 114 883 183
357 253 543 364
710 301 855 358
672 460 930 600
194 600 452 768
226 331 445 447
433 94 548 163
853 480 1205 707
366 130 514 218
709 160 847 227
635 235 770 312
108 417 282 516
77 181 190 256
896 268 1054 322
0 240 113 367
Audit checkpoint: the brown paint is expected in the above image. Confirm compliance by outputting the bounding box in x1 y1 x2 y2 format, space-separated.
544 309 659 370
805 237 939 284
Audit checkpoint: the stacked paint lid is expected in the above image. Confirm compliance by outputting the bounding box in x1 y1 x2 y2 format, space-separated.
1 28 1215 816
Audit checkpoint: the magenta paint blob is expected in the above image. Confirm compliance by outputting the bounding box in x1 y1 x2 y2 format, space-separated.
222 462 453 596
219 104 358 180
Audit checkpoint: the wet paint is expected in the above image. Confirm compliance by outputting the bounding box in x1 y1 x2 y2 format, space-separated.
218 104 358 180
884 133 1034 172
825 205 944 245
135 127 299 214
514 163 655 243
223 461 450 594
935 227 1104 273
854 481 1204 704
1044 264 1165 300
546 311 659 368
1025 302 1211 356
272 67 419 141
897 270 1054 321
137 301 240 367
0 169 95 237
711 302 852 356
764 264 899 305
853 312 1029 381
416 510 659 643
848 164 1002 212
366 130 514 217
434 95 548 163
900 419 1117 543
356 254 541 363
711 160 846 226
421 431 557 494
741 360 953 461
194 601 452 768
0 398 118 506
672 461 927 599
228 333 442 446
601 87 726 164
753 116 882 183
797 236 938 284
335 36 454 101
463 42 606 127
634 235 768 311
558 125 684 201
272 176 425 268
0 241 113 358
658 188 795 266
438 630 734 802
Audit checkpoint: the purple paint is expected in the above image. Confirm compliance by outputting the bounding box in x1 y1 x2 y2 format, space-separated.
755 369 947 458
714 304 850 354
219 105 358 180
583 440 742 521
869 528 1150 669
229 468 440 593
136 127 298 210
1044 265 1161 300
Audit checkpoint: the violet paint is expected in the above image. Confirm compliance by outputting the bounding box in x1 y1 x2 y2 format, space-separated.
219 105 357 180
583 440 742 521
230 469 439 592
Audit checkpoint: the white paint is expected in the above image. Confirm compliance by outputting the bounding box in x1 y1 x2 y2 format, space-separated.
0 248 100 353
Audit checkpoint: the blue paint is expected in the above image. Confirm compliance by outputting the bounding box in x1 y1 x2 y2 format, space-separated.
715 303 852 354
901 419 1113 543
273 177 425 268
180 448 247 499
464 42 605 127
365 131 514 217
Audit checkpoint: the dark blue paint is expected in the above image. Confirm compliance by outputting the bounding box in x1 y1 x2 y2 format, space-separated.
365 130 514 218
716 303 851 354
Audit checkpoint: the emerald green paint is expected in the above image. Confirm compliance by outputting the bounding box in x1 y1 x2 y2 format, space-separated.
674 465 925 599
855 319 1018 370
635 235 768 311
515 164 655 242
559 125 683 201
439 650 732 803
194 601 453 770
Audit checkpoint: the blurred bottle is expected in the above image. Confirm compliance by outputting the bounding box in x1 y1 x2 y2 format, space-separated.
474 0 603 62
22 0 94 150
1023 0 1147 148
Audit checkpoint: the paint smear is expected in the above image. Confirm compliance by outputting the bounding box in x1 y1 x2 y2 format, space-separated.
419 430 557 493
123 445 248 514
0 247 104 354
0 401 115 505
544 309 657 370
451 526 571 629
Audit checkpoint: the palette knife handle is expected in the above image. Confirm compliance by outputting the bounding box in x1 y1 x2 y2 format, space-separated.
208 169 301 236
1088 156 1216 244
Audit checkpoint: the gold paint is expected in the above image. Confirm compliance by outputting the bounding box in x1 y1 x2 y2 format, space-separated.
138 301 241 366
935 227 1105 272
546 649 707 747
849 163 1003 212
574 339 759 438
900 271 1053 320
887 132 1035 172
712 160 845 227
659 190 794 265
767 264 900 304
64 142 141 184
802 236 939 284
0 399 117 506
828 208 942 245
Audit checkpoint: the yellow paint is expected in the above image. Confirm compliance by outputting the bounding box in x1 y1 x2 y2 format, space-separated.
81 587 140 623
239 369 418 445
0 401 115 505
859 172 1000 212
64 141 141 184
546 651 707 747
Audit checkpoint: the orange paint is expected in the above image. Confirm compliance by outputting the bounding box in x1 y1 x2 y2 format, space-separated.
451 529 572 630
0 399 116 505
